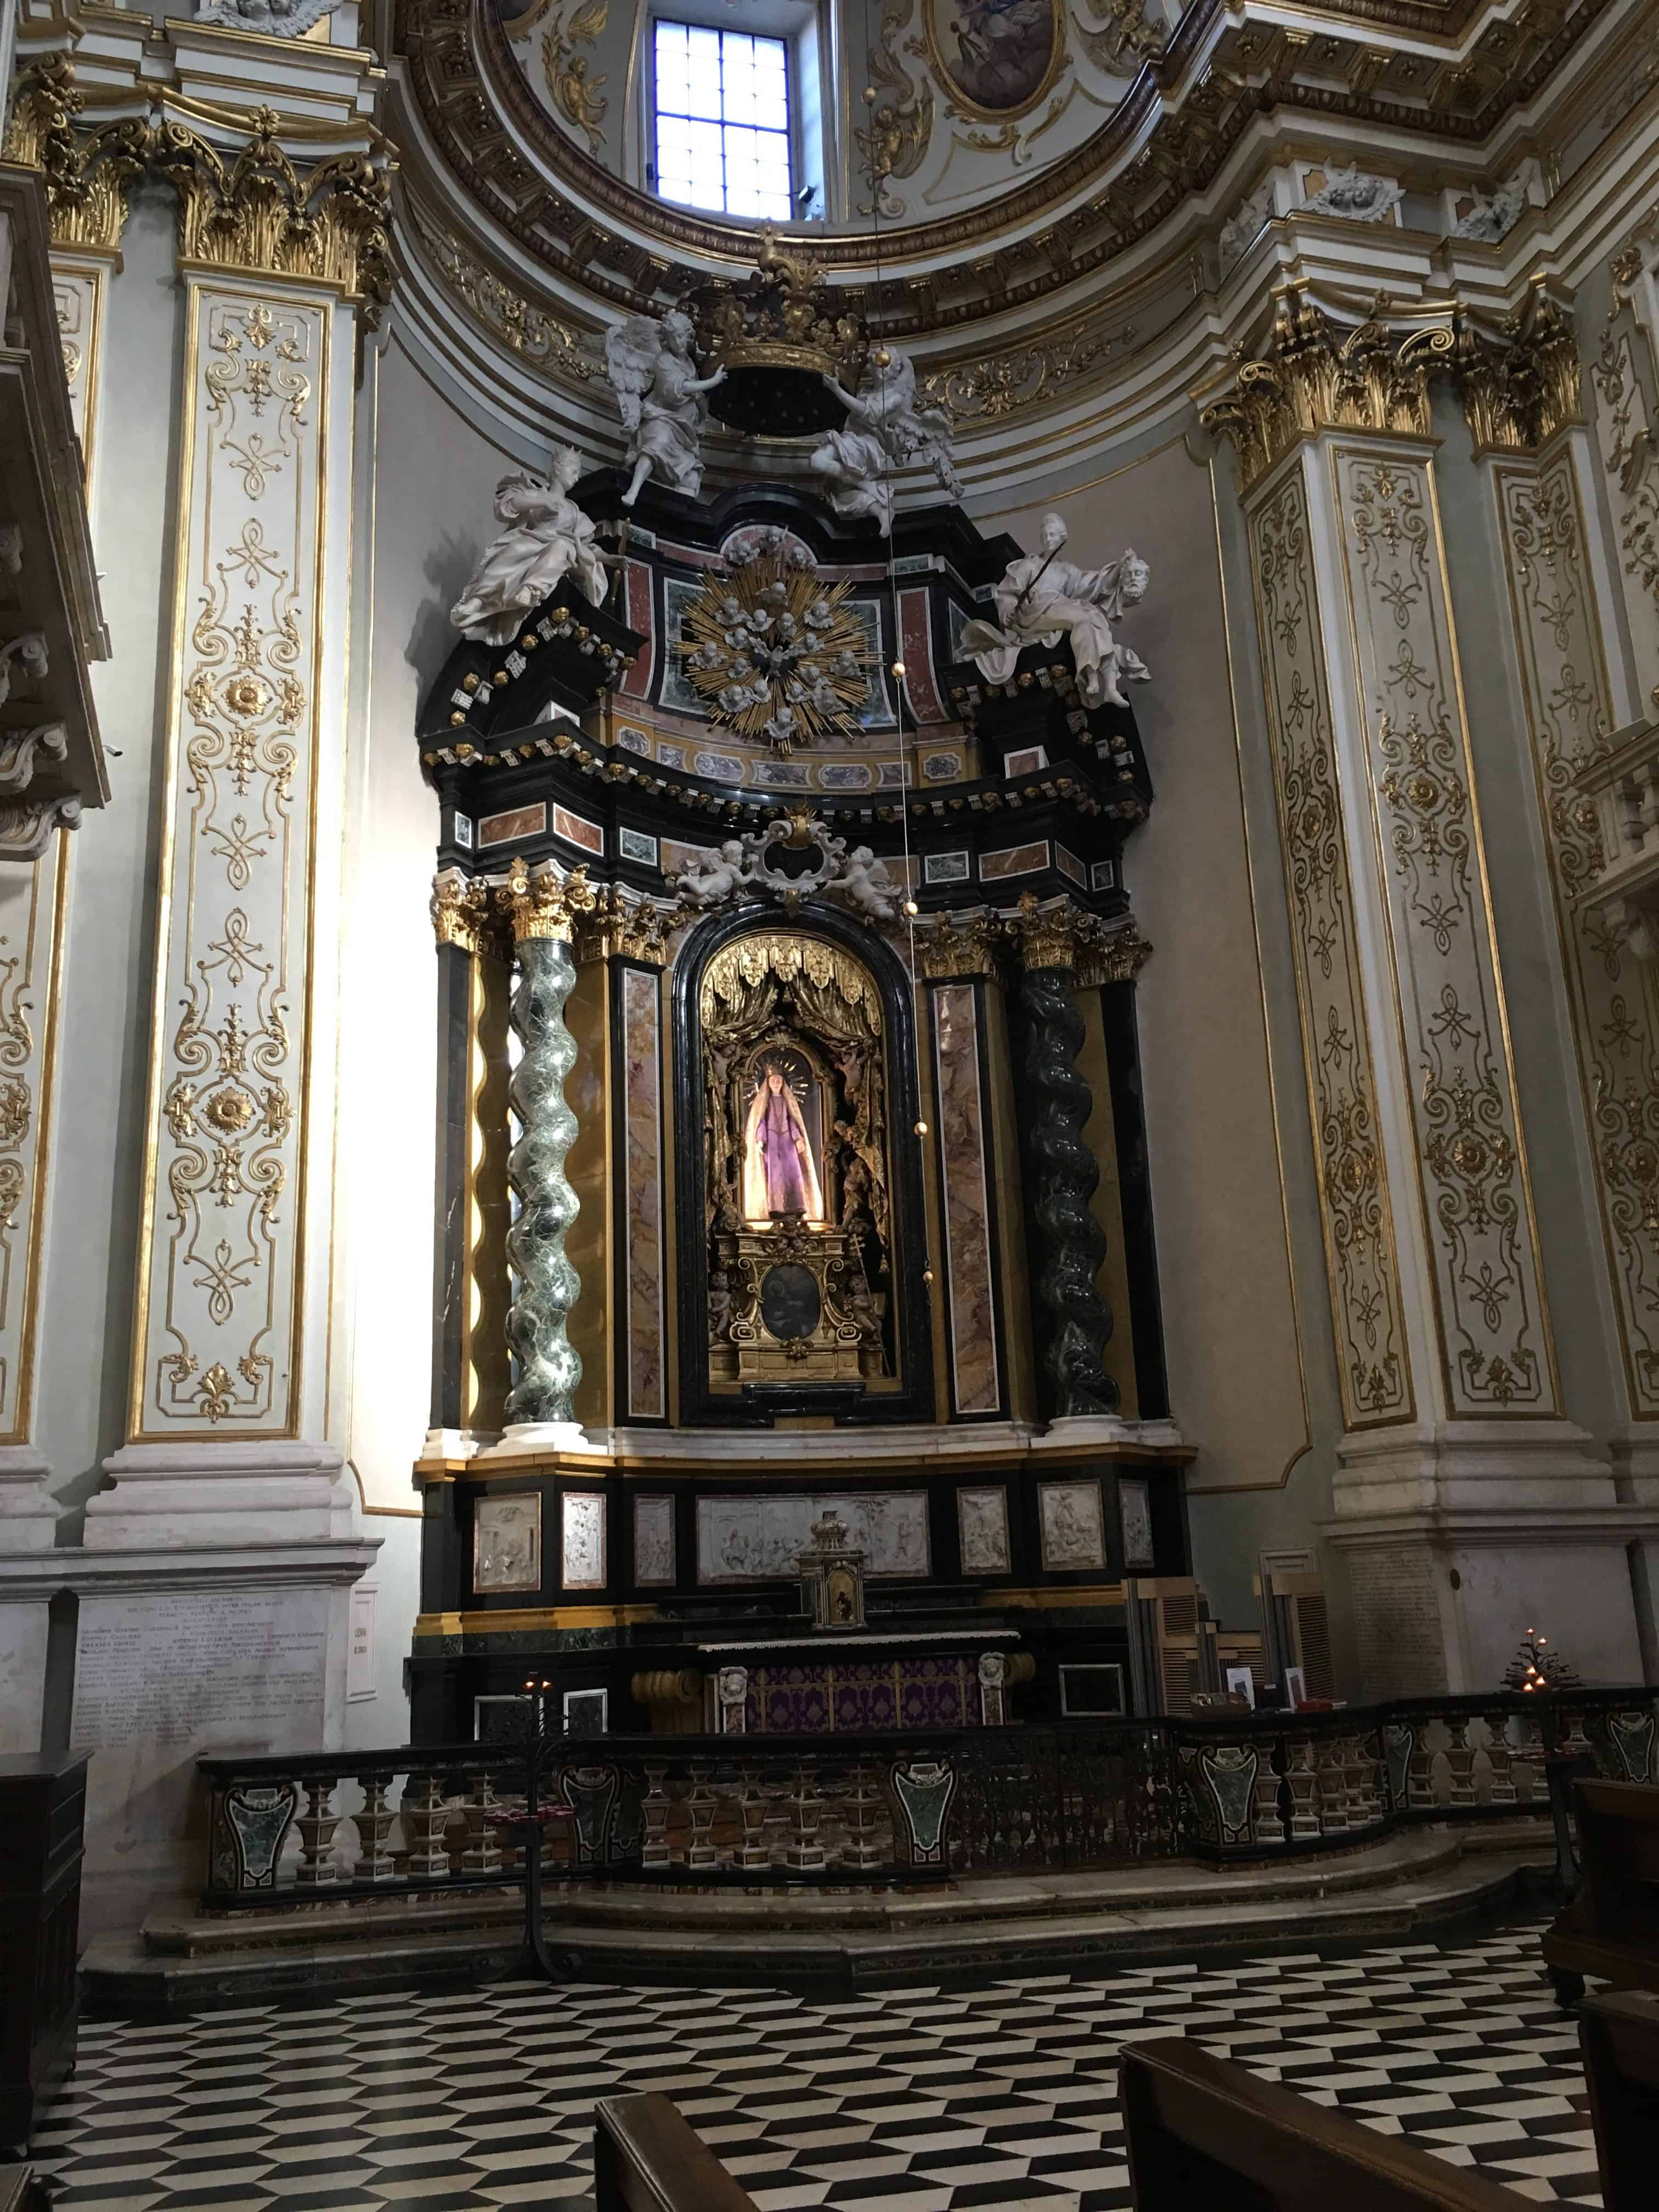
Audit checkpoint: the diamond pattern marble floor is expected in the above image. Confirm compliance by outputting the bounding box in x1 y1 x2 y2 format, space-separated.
31 1918 1600 2211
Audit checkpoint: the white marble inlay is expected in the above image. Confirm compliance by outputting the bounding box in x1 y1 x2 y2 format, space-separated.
696 1491 930 1582
562 1492 606 1589
633 1493 675 1587
474 1496 541 1594
1038 1479 1106 1572
957 1486 1011 1576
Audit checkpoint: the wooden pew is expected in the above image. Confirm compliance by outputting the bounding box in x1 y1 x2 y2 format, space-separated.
1120 2039 1525 2210
1542 1778 1659 2006
595 2094 759 2212
1579 1988 1659 2212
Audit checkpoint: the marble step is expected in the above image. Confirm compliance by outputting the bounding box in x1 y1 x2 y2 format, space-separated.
80 1826 1557 2016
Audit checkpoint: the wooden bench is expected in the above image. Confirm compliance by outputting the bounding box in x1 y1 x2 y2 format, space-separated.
595 2094 759 2212
1579 1987 1659 2212
1120 2038 1526 2209
1542 1777 1659 2006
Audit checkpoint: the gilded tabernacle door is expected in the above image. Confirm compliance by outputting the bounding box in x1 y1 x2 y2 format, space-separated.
697 929 898 1390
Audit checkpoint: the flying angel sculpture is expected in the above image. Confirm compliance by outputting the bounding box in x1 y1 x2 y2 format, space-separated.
811 348 961 534
604 309 726 507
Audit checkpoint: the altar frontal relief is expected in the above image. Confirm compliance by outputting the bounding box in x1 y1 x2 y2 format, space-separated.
701 933 895 1386
924 0 1062 116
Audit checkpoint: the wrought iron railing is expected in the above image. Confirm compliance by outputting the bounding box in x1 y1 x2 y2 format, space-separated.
197 1687 1659 1908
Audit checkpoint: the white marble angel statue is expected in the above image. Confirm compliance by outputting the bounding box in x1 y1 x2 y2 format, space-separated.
960 514 1151 709
450 447 609 646
605 309 726 507
810 349 961 535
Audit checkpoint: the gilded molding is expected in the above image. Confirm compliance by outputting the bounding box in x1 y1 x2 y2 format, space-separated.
919 318 1137 424
402 0 1608 355
408 198 605 383
2 54 150 255
154 108 392 315
1002 892 1133 979
0 836 70 1442
1493 448 1659 1413
1249 471 1413 1427
1333 444 1558 1414
495 855 597 943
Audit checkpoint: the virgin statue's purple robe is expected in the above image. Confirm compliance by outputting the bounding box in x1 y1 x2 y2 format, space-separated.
741 1074 825 1220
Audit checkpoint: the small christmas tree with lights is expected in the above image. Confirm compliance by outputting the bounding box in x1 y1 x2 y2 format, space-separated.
1503 1628 1582 1693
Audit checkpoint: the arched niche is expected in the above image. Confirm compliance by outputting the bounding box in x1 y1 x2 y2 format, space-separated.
671 902 936 1427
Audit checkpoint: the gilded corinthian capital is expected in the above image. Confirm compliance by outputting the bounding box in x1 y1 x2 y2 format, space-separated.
2 54 151 254
153 107 392 314
495 856 598 943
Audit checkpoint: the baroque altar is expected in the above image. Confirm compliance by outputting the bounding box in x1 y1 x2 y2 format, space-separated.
409 264 1216 1750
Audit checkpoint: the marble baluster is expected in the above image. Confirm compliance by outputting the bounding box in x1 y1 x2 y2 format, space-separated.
295 1777 340 1886
357 1778 397 1882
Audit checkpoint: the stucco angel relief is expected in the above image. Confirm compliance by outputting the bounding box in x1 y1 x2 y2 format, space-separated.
605 311 726 507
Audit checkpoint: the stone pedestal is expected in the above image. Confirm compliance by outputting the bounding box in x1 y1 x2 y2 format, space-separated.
1325 1506 1659 1697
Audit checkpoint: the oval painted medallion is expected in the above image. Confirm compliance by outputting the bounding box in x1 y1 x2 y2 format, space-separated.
923 0 1064 119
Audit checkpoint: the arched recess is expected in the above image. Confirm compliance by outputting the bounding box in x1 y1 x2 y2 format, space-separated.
671 899 937 1428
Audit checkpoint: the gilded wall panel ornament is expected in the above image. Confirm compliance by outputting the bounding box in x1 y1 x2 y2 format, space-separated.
1494 450 1659 1414
1249 471 1413 1429
137 286 328 1435
1334 447 1558 1415
1591 249 1659 708
0 837 68 1441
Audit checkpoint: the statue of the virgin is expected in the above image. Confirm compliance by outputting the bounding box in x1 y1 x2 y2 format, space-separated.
741 1061 824 1221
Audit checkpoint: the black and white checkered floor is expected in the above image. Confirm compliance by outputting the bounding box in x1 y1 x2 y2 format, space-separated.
34 1918 1600 2211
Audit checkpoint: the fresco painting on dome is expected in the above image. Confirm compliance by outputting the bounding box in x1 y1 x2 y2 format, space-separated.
923 0 1062 116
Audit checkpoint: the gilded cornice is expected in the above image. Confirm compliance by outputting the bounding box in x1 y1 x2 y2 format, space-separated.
2 53 150 255
496 854 597 942
1204 279 1584 493
392 0 1615 344
155 108 393 310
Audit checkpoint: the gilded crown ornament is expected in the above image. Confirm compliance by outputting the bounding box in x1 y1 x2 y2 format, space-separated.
682 230 866 437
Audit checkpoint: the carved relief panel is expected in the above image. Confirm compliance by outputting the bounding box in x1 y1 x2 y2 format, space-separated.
1331 445 1559 1417
1493 449 1659 1415
1249 469 1413 1430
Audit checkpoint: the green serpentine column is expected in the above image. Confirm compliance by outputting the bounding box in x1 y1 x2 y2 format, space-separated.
496 857 596 1441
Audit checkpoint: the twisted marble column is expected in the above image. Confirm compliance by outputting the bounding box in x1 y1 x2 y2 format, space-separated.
1011 898 1119 1418
497 860 596 1435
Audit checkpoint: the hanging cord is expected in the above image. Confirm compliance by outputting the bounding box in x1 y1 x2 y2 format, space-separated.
859 15 932 1286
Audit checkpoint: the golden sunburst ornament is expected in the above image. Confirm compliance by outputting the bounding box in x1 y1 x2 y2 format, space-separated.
679 538 870 755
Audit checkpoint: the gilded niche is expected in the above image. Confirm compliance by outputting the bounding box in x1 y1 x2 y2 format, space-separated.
699 934 894 1384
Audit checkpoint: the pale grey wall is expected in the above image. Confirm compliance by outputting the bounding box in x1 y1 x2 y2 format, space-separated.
35 187 182 1533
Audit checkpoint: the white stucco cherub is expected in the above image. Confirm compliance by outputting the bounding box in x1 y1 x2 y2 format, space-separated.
673 839 752 906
